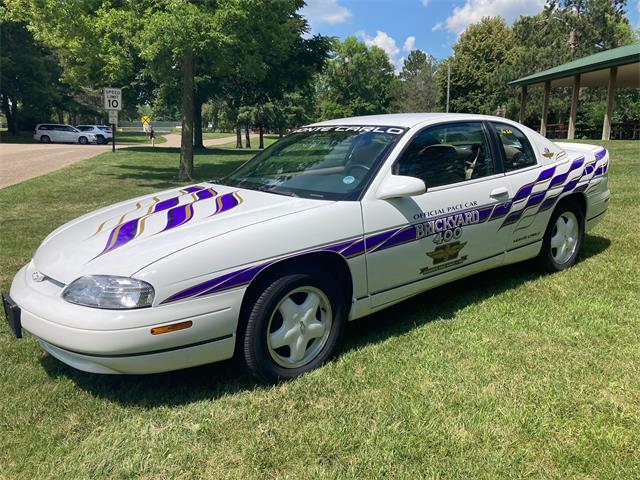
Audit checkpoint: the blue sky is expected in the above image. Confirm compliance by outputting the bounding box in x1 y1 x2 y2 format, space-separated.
300 0 640 71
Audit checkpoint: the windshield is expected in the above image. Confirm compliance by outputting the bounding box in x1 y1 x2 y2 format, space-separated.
222 125 406 200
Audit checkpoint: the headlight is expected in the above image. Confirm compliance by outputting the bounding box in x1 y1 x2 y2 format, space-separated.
62 275 154 309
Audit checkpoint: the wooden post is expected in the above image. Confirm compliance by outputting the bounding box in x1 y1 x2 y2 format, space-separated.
602 67 618 141
540 80 551 137
567 74 581 139
519 85 528 124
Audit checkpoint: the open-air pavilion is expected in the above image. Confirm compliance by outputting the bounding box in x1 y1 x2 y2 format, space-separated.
509 43 640 140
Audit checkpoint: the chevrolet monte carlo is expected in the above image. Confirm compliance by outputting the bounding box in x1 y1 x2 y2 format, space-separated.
3 113 610 382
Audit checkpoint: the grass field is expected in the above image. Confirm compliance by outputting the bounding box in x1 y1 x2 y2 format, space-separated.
0 140 639 479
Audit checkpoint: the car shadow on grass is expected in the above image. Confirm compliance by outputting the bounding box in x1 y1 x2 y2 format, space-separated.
39 234 611 406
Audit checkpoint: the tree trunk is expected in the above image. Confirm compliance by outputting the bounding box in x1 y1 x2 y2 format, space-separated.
236 124 242 148
2 95 16 135
193 97 204 149
245 124 251 148
259 126 264 149
71 112 77 126
179 49 195 182
57 109 64 124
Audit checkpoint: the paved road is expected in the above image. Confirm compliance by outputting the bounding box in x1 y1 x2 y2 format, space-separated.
0 134 255 189
0 143 117 189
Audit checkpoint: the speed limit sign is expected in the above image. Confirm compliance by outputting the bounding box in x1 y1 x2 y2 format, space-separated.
103 87 122 111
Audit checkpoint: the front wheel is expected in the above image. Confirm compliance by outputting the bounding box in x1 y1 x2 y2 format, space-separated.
40 135 51 143
96 135 105 144
240 270 346 383
536 199 584 272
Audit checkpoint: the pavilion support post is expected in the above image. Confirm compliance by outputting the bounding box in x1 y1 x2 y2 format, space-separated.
602 67 617 141
567 74 581 140
540 80 551 137
519 85 528 124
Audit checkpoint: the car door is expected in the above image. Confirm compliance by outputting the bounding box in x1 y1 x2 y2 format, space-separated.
488 122 552 257
361 121 512 307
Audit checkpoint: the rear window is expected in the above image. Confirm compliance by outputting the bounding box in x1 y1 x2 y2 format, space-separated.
491 123 537 172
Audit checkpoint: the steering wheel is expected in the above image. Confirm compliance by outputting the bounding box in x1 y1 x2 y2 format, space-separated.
345 164 370 175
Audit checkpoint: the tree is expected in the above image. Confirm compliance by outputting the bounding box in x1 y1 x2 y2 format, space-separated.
392 50 439 113
316 37 396 120
0 21 63 133
437 17 519 115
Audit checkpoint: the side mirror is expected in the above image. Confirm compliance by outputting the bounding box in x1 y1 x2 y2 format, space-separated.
376 175 427 200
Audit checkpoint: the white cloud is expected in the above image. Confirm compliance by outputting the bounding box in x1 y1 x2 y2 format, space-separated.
357 30 421 72
637 0 639 13
432 22 444 32
403 36 416 52
300 0 352 29
421 0 429 6
444 0 546 35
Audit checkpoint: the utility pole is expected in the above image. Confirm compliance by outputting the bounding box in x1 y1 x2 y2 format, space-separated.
446 62 451 113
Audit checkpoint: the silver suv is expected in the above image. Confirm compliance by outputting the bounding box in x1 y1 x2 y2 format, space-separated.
76 125 113 144
33 124 97 144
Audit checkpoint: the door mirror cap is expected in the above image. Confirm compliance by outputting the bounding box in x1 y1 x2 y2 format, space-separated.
376 175 427 200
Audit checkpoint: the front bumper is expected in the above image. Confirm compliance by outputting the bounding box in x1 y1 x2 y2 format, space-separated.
8 263 244 374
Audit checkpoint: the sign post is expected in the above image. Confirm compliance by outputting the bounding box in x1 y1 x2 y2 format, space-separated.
103 87 122 153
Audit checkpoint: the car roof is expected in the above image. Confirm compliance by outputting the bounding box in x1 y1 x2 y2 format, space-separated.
307 113 523 129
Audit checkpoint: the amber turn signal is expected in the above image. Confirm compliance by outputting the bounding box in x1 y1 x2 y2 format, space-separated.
150 320 193 335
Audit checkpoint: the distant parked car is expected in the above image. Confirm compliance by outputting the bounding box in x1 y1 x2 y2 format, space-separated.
76 125 113 144
33 124 97 144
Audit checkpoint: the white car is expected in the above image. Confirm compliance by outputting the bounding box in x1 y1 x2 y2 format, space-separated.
33 124 97 144
76 125 113 144
5 114 610 382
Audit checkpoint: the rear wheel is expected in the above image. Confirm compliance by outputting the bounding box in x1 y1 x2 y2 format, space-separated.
96 134 105 144
78 136 88 145
240 269 346 383
537 199 584 272
40 135 51 143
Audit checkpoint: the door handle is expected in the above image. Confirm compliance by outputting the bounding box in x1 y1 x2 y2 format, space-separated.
490 187 509 199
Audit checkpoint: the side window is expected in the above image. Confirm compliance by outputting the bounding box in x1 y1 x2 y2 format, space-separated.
491 123 537 172
394 122 495 188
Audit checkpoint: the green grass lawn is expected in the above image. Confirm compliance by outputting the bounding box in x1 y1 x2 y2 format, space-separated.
0 130 37 143
0 140 639 479
115 131 167 145
170 129 235 139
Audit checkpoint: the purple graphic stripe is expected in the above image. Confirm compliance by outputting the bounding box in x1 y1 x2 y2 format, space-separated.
341 239 366 258
595 148 607 161
100 218 139 256
490 201 512 220
161 237 365 304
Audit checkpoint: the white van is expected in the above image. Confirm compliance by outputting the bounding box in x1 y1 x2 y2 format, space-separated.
33 124 97 144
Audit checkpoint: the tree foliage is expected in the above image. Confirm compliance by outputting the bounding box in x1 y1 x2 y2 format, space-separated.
316 37 396 120
392 50 439 113
438 17 519 115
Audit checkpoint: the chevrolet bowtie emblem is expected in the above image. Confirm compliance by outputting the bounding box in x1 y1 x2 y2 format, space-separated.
32 271 45 282
427 241 467 265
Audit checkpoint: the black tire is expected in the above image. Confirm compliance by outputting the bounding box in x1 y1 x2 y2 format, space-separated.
96 135 105 144
536 198 585 273
78 136 88 145
239 268 347 383
40 135 51 144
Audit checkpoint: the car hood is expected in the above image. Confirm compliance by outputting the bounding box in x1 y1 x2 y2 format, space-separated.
34 182 330 284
